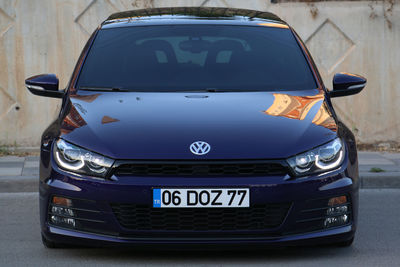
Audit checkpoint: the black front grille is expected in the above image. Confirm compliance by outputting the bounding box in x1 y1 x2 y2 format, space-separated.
113 161 288 177
111 203 291 231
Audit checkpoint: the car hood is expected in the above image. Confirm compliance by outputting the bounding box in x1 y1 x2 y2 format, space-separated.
60 90 338 160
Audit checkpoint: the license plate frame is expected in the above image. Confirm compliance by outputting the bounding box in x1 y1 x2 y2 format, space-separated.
153 188 250 208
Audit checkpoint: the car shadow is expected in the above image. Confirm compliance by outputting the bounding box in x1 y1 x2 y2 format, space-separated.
57 243 357 264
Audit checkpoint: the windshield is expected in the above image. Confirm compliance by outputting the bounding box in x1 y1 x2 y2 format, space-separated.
77 25 317 92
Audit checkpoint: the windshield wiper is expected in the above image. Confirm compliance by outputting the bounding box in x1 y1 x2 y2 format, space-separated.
78 86 129 92
78 87 244 93
204 88 237 92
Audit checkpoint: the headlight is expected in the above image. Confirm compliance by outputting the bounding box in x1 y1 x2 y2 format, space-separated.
53 139 114 178
287 138 344 176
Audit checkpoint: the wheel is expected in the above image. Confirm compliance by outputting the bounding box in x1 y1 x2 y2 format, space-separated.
335 237 354 247
41 234 66 249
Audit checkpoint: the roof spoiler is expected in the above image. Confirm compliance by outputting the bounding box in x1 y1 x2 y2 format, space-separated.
106 7 282 23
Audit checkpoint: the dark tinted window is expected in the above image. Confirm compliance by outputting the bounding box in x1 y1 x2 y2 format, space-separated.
77 25 317 91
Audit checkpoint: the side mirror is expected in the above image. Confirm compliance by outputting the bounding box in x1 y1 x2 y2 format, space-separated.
25 74 64 98
329 72 366 98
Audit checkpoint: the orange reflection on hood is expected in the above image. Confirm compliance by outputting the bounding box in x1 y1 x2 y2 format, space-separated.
70 93 101 103
265 93 323 120
264 93 337 131
60 104 87 135
312 102 337 132
101 116 120 124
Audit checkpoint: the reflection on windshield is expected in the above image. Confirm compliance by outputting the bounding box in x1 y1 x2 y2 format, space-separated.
264 93 337 131
77 25 317 92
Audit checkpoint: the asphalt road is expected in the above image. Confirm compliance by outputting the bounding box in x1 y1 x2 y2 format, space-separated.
1 189 399 266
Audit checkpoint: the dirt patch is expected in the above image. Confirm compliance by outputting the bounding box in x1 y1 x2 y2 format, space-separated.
358 142 400 153
0 146 39 157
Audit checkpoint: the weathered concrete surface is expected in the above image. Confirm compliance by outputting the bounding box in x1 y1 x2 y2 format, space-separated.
0 0 399 146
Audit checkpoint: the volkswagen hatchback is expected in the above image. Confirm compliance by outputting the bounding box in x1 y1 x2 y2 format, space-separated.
26 7 366 248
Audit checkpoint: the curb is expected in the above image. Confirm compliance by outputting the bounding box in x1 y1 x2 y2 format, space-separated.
0 174 399 193
2 146 40 154
0 176 37 193
360 173 400 189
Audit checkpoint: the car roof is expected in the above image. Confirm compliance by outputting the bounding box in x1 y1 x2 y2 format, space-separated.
102 7 288 29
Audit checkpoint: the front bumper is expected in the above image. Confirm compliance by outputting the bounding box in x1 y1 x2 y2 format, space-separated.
45 224 354 248
40 157 359 247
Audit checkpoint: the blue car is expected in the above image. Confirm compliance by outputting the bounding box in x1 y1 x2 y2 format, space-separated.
26 7 366 248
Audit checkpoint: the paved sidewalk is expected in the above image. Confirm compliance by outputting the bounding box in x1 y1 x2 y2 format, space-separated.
358 152 400 188
0 152 399 192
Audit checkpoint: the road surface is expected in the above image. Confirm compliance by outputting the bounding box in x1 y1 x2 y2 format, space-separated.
1 189 399 266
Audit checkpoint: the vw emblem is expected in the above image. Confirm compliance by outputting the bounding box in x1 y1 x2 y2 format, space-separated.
190 141 211 155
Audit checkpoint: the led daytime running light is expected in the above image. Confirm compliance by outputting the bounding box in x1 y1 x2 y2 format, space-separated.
55 151 85 170
53 139 114 178
315 150 344 170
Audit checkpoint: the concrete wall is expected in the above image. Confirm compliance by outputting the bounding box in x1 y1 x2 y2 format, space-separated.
0 0 398 146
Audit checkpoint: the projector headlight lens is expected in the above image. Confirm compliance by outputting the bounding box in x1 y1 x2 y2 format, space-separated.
287 138 344 176
53 139 114 178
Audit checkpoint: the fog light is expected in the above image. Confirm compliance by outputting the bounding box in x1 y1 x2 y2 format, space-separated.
51 206 74 217
327 205 348 216
324 214 348 228
50 215 76 228
50 196 76 228
324 195 350 228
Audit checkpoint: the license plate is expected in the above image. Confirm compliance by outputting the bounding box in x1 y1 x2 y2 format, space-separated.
153 188 249 208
